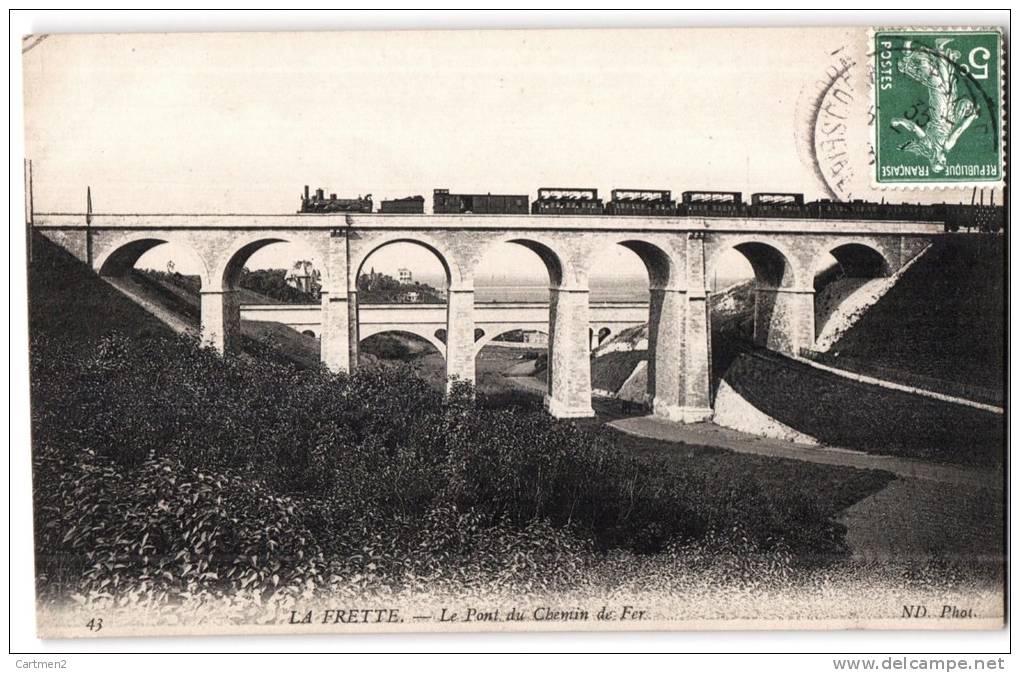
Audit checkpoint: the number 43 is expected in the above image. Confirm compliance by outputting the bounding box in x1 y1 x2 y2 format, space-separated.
86 617 103 632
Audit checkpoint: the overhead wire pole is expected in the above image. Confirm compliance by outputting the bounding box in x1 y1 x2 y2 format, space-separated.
86 186 93 266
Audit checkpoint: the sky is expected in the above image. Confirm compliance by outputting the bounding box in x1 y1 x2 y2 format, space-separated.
24 27 882 286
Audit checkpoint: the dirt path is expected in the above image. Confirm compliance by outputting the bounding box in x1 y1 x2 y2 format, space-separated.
608 415 998 487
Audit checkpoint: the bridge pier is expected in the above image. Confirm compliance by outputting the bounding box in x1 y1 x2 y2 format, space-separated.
545 287 595 418
200 289 241 355
753 287 815 355
320 290 352 373
446 288 476 388
347 290 361 369
660 233 713 423
679 286 714 422
647 288 685 418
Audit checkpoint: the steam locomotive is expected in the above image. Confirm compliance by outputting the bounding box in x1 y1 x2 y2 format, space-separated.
299 185 1004 233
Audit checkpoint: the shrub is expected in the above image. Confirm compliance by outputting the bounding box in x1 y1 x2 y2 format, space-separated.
34 445 328 605
30 327 849 603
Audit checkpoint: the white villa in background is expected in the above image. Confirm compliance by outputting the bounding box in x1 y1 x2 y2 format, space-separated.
398 268 413 283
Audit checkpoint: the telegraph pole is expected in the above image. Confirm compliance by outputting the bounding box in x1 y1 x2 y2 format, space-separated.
86 186 94 266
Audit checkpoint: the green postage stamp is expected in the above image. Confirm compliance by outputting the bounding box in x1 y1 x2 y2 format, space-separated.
873 29 1003 185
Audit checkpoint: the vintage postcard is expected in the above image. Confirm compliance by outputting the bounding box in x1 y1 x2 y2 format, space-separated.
20 25 1006 638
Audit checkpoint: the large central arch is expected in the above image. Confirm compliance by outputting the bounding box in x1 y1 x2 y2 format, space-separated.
474 235 594 416
352 237 461 384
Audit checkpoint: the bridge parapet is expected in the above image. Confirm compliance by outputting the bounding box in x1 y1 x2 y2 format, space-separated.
33 212 945 235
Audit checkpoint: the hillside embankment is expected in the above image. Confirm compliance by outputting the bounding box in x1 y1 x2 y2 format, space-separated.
823 235 1004 398
589 235 1003 465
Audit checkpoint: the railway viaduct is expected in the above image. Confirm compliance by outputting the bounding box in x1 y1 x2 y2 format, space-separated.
34 212 940 421
238 302 649 353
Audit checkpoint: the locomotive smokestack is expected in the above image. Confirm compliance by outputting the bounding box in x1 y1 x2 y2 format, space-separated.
304 185 309 200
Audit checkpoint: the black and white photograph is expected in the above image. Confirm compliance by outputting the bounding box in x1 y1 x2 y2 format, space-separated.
11 11 1008 652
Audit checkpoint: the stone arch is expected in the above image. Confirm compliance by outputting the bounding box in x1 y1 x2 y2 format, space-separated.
600 238 676 290
473 235 586 414
474 327 549 355
585 237 677 414
359 327 447 360
815 240 893 280
475 234 571 288
708 237 800 290
813 241 895 345
95 234 211 287
352 234 457 290
214 234 329 292
709 238 806 354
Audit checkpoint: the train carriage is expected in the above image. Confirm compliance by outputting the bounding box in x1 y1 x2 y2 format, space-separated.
380 195 425 214
606 189 676 216
433 189 529 214
679 191 744 217
532 188 604 215
749 192 808 218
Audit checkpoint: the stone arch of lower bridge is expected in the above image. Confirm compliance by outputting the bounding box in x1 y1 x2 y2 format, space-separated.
359 326 448 360
473 326 549 355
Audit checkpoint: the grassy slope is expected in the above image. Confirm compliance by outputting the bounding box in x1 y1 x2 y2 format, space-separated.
830 235 1004 395
592 351 647 392
28 236 320 370
134 271 287 307
726 350 1003 466
129 269 321 370
29 236 175 354
610 430 894 522
719 235 1006 466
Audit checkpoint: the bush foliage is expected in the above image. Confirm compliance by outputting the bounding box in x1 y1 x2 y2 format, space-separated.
31 328 851 605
